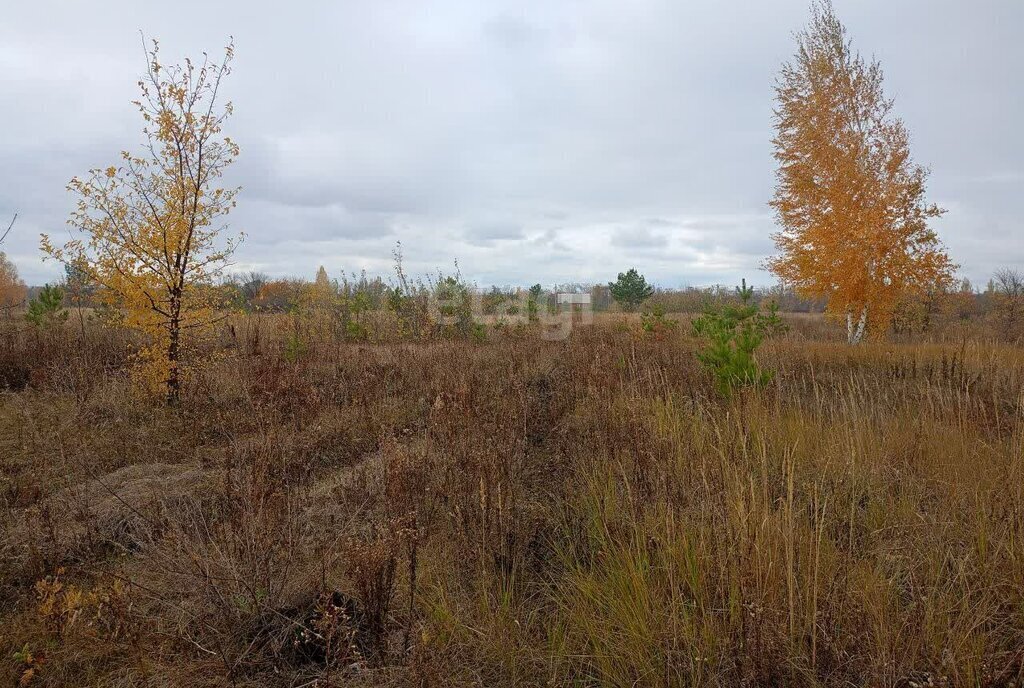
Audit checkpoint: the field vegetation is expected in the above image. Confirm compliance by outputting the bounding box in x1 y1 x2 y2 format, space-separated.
1 292 1022 686
1 2 1022 686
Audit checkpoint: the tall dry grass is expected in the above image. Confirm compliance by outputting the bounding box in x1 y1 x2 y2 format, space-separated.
1 312 1022 686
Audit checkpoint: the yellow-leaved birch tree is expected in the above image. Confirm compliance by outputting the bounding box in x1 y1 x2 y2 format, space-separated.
767 1 955 343
42 39 241 403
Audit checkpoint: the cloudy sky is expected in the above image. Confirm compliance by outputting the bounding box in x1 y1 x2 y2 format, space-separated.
1 0 1021 288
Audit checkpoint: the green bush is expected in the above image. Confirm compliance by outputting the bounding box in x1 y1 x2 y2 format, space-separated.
282 332 307 363
25 284 68 328
527 284 544 322
691 279 785 396
608 268 654 312
433 275 475 338
640 304 677 336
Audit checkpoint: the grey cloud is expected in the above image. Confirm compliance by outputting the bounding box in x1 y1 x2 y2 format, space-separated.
611 225 669 250
483 13 546 50
234 200 397 248
1 0 1021 287
463 221 524 246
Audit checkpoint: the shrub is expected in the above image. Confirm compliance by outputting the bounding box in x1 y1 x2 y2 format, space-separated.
283 331 307 363
346 530 399 663
432 274 475 338
527 284 544 322
608 268 654 312
990 268 1023 342
25 284 68 328
640 304 677 337
691 279 785 395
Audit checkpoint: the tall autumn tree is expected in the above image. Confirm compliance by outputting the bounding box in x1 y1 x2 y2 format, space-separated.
0 214 26 311
312 265 334 302
0 250 27 311
43 39 241 403
767 1 954 343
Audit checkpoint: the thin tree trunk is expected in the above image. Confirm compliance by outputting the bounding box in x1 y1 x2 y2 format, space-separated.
847 306 868 344
76 297 86 342
854 306 867 343
167 295 181 405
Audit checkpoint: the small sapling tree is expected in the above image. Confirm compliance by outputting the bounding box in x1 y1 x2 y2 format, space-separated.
25 284 68 328
43 39 241 404
692 279 786 396
609 268 654 312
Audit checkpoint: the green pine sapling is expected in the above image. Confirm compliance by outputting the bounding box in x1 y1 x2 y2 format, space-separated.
691 279 786 395
25 284 68 328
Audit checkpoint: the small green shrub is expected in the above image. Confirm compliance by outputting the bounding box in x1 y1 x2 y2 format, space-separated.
432 274 475 338
527 284 544 322
640 304 677 336
25 284 68 328
345 320 369 342
691 279 785 395
283 332 307 363
608 268 654 312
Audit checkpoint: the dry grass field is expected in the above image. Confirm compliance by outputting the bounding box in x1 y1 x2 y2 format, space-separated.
1 312 1023 687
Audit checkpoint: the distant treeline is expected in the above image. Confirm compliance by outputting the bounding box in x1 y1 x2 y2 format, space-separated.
30 262 1022 342
37 268 830 314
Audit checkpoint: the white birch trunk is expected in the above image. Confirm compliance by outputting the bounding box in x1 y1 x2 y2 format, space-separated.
847 306 868 344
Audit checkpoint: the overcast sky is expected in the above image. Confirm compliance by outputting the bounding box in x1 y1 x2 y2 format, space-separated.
1 0 1021 288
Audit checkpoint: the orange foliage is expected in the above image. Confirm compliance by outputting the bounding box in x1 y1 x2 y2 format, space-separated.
42 39 240 402
0 251 27 309
767 1 955 343
253 279 306 312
